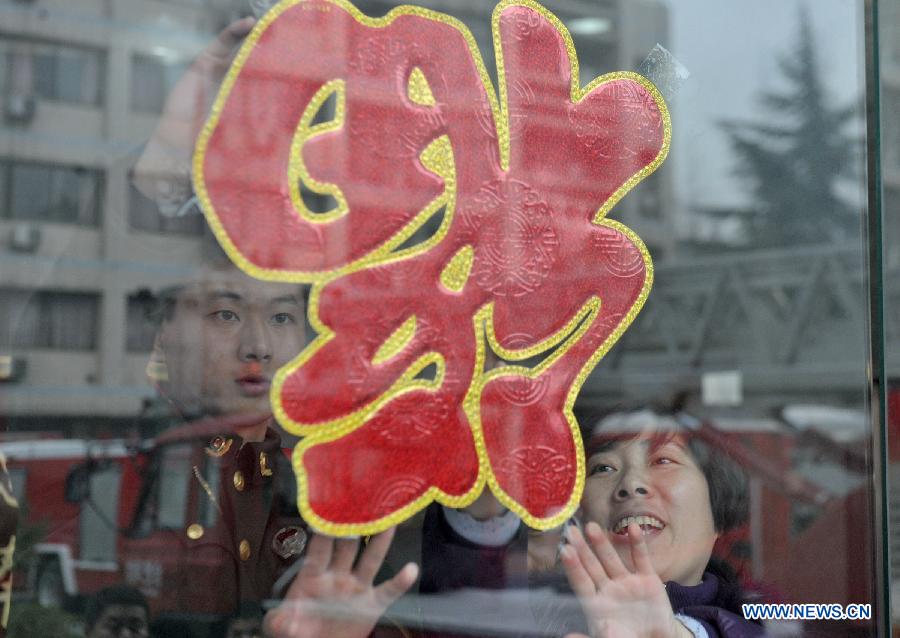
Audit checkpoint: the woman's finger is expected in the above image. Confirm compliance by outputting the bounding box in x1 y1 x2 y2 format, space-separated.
560 545 597 599
373 562 419 610
584 522 628 579
300 533 334 579
331 537 360 574
626 522 655 574
566 524 610 589
354 527 396 584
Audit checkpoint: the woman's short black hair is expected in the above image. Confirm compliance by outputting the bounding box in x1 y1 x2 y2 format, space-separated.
683 433 748 533
582 407 749 534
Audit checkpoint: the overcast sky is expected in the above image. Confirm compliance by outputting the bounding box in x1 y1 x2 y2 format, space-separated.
661 0 866 211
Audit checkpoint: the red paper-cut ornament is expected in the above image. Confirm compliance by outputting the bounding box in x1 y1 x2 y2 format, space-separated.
194 0 670 534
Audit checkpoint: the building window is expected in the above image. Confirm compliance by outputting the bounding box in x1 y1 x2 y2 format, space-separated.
0 290 99 350
131 54 188 114
2 41 105 106
157 451 189 529
125 293 159 353
128 180 203 235
639 172 663 220
0 160 6 212
0 160 103 226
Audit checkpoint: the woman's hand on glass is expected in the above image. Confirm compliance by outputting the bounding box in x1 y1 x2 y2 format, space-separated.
560 521 692 638
263 528 418 638
133 16 255 199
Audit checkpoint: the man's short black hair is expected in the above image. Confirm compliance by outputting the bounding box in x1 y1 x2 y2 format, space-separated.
84 585 149 634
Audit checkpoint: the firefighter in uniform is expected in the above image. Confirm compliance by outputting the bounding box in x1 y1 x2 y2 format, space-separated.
146 259 310 631
187 431 307 607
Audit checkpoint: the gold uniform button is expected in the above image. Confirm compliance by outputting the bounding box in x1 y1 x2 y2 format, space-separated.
239 539 251 561
187 523 204 540
233 471 245 491
259 452 273 477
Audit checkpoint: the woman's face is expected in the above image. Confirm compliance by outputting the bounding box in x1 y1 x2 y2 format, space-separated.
581 433 718 586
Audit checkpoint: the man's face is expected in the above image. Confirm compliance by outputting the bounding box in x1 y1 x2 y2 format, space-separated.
89 604 149 638
158 266 306 418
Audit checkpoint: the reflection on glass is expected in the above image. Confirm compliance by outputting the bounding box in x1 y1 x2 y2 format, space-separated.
131 54 189 115
0 0 884 636
31 43 104 106
8 162 102 226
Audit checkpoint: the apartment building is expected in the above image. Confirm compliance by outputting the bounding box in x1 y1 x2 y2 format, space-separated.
0 0 244 429
0 0 672 433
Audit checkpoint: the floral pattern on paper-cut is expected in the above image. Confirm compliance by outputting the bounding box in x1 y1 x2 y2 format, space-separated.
194 0 670 535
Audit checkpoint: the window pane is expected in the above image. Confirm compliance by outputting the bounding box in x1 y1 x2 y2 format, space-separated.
126 293 158 352
79 466 120 562
4 49 33 96
0 290 98 350
131 54 186 114
55 48 100 105
0 290 37 348
0 1 890 636
48 170 80 223
0 161 7 216
28 44 102 106
45 292 97 350
31 51 56 100
10 162 100 226
10 164 51 222
128 181 202 234
51 167 100 225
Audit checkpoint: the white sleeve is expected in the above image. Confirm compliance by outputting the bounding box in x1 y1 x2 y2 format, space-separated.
674 614 710 638
441 506 521 547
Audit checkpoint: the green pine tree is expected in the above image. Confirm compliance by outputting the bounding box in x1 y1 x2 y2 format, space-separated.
720 6 862 247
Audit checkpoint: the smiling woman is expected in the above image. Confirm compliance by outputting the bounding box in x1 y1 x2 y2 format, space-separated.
560 409 759 637
583 434 718 586
582 414 748 584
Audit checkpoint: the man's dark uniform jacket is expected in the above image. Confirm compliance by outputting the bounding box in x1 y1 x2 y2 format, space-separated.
179 428 307 621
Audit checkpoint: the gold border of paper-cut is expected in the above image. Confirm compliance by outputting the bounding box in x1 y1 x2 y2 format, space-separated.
192 0 669 536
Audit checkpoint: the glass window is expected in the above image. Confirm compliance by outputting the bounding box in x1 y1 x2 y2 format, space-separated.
4 161 102 226
128 180 203 235
131 54 189 114
156 445 190 530
0 290 98 350
0 160 6 211
0 0 894 636
28 42 103 106
125 293 158 353
79 464 121 562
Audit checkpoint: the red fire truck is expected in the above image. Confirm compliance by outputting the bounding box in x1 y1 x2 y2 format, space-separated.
1 418 292 632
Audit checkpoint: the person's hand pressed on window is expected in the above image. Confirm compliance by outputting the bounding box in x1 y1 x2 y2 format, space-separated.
263 528 417 638
561 522 694 638
133 16 255 201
